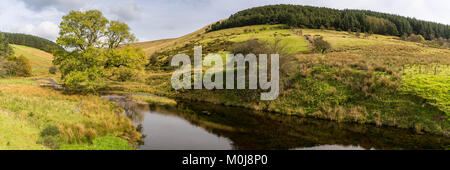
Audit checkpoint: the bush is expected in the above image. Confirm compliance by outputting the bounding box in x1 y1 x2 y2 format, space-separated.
40 125 61 137
38 125 62 150
37 136 61 150
312 37 331 54
228 39 267 55
13 55 32 77
0 60 15 77
0 55 32 77
406 34 425 43
64 70 103 92
106 66 143 82
49 66 57 74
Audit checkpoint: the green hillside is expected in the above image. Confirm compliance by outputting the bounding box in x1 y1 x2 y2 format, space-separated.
208 5 450 40
120 24 450 136
11 44 54 76
0 44 139 150
2 32 61 53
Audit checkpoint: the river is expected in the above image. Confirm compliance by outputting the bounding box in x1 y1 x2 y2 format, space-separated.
103 95 450 150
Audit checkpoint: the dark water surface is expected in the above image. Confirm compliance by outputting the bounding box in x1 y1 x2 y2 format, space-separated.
104 96 450 150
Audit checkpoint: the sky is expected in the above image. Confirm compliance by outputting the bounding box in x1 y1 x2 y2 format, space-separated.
0 0 449 42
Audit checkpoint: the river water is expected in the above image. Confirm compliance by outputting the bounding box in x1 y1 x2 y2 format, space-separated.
104 96 450 150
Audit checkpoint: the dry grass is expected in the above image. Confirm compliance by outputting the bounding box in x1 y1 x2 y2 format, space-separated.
112 25 450 136
11 44 54 76
0 78 141 149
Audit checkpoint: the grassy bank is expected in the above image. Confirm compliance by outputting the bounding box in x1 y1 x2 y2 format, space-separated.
0 44 143 150
110 25 450 137
0 78 141 149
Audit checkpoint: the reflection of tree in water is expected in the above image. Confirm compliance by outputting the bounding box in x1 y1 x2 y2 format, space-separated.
116 99 149 124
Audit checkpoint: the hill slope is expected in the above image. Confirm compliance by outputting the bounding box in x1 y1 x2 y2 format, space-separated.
208 5 450 40
126 24 450 136
0 44 140 150
11 44 54 76
2 32 61 53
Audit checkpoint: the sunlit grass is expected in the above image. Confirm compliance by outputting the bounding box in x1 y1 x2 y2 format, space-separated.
400 70 450 117
0 110 47 150
0 79 141 149
11 44 54 76
132 95 177 106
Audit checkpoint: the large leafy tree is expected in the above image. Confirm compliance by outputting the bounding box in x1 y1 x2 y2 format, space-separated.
54 10 145 91
57 10 109 51
106 21 136 49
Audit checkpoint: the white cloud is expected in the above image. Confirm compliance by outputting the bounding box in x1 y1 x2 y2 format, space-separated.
108 1 142 22
15 21 59 41
1 0 449 42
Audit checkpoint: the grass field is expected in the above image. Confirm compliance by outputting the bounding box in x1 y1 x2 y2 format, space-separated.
0 45 141 149
0 78 141 149
11 44 54 76
1 24 449 149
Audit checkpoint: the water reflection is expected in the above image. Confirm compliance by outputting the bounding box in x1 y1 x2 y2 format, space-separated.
107 96 450 150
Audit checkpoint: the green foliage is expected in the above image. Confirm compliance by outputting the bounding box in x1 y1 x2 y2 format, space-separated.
366 16 399 35
104 47 146 69
0 33 14 58
57 10 109 51
105 66 143 82
12 55 32 77
106 21 136 49
37 125 62 150
0 55 32 77
37 136 61 150
208 5 449 40
64 69 104 92
40 125 61 137
54 10 144 92
312 37 332 54
59 136 132 150
49 66 57 74
406 34 426 43
1 32 61 53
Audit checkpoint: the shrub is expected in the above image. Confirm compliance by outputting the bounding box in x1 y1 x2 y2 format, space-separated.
0 60 15 77
64 70 103 92
0 55 32 77
40 125 61 137
38 125 62 150
13 55 32 77
228 39 267 55
312 37 331 54
106 66 143 82
49 66 57 74
37 136 61 150
406 34 425 43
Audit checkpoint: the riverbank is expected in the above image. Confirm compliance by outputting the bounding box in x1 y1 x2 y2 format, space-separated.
103 65 450 138
108 96 450 150
121 26 450 137
0 78 141 150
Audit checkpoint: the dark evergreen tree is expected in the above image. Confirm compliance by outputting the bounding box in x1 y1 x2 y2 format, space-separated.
1 32 62 53
208 5 449 40
0 33 13 58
